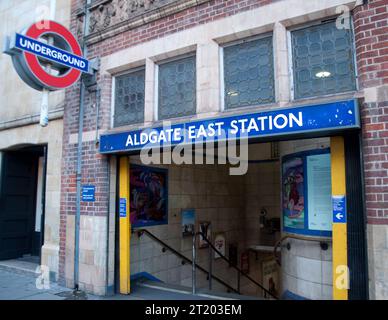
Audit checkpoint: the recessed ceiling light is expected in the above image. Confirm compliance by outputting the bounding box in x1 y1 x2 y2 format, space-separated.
315 71 331 78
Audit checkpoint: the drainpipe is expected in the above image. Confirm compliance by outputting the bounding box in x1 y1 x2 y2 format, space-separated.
74 0 90 293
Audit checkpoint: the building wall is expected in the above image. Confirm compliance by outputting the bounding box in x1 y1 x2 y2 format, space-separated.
353 0 388 300
60 0 388 298
0 0 71 280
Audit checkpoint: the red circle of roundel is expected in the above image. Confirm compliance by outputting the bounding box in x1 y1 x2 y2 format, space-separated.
24 20 82 90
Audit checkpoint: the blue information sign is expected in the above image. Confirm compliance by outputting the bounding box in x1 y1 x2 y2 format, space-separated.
82 185 95 202
332 195 346 223
100 100 359 154
119 198 127 218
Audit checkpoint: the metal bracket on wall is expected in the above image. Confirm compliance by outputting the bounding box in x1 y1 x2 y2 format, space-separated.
82 57 100 89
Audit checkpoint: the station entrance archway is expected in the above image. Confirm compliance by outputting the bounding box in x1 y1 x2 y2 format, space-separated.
114 132 368 300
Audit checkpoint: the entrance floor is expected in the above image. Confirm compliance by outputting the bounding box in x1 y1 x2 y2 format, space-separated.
0 256 39 276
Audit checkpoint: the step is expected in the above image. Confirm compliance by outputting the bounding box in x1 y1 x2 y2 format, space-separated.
0 259 39 277
135 279 264 300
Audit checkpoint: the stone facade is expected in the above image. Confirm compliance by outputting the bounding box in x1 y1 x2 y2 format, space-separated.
59 0 388 298
0 0 71 281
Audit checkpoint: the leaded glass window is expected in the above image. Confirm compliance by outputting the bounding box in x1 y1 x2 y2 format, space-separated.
291 21 357 99
158 55 196 120
114 69 145 127
223 36 275 110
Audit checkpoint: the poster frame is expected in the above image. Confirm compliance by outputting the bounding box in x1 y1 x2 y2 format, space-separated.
130 164 169 228
282 148 332 237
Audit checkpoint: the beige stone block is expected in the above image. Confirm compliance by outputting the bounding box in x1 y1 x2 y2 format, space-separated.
66 278 75 289
80 216 94 231
41 243 59 277
93 285 107 296
144 58 156 123
368 224 388 250
80 230 94 251
375 85 388 102
364 87 377 103
80 249 94 265
91 266 107 288
65 260 74 281
79 263 93 285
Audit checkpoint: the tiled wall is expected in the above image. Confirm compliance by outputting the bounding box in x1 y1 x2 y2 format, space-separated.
241 144 281 296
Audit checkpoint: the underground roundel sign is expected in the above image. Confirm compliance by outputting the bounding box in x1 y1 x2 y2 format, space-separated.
4 20 89 91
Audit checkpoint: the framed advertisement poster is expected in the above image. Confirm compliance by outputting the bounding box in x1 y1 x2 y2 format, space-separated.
282 156 305 230
182 209 195 237
282 148 332 237
262 259 279 298
130 164 168 228
214 233 226 259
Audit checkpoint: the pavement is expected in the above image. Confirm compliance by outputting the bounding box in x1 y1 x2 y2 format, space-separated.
0 258 254 300
0 264 211 300
0 267 71 300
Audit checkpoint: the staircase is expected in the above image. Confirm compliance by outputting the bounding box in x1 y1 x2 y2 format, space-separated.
133 229 277 300
132 276 263 300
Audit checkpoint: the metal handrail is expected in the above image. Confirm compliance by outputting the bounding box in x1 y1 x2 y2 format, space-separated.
194 232 278 300
136 229 239 294
273 234 332 266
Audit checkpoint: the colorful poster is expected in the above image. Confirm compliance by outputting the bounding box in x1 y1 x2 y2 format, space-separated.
214 233 226 259
262 259 279 298
130 165 168 228
282 156 305 230
181 209 195 237
307 153 332 231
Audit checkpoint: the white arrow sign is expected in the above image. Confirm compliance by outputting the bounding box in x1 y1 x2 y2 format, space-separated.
336 213 344 220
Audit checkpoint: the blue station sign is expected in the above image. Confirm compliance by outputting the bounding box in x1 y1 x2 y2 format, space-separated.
100 100 360 154
15 33 89 73
333 195 347 223
119 198 127 218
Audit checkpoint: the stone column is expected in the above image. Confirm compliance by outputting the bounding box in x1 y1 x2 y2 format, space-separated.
196 40 221 116
145 58 156 124
273 22 290 106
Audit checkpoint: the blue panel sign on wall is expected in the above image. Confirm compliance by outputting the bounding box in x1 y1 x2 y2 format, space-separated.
99 100 359 154
82 185 95 202
333 195 346 223
119 198 127 218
